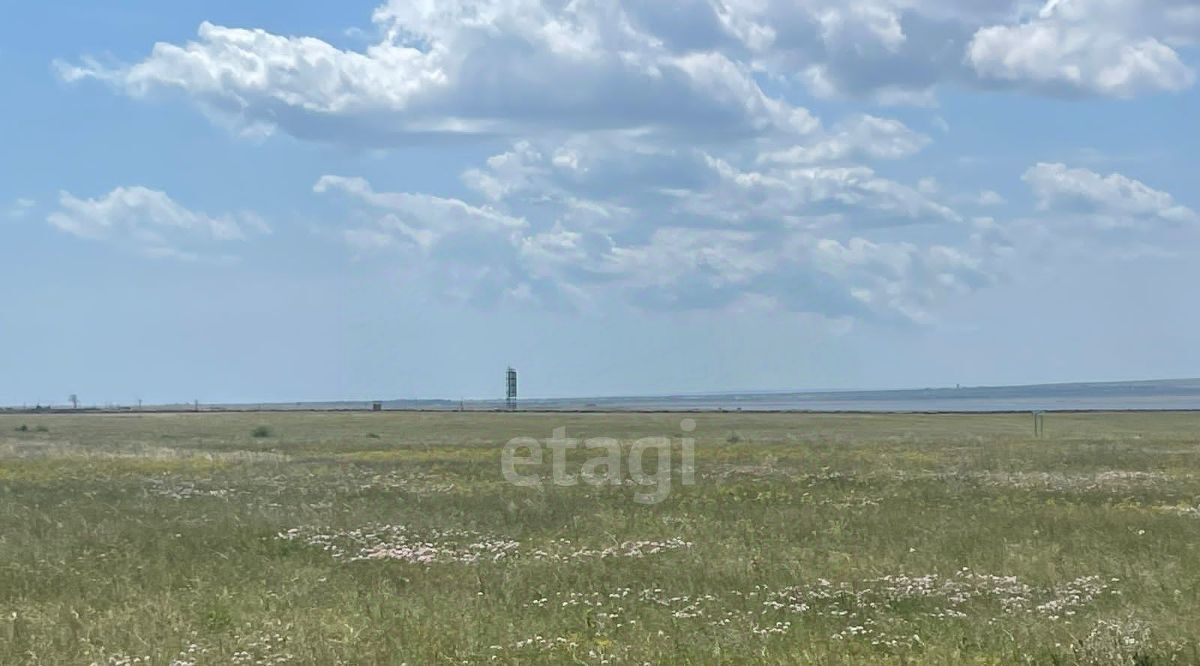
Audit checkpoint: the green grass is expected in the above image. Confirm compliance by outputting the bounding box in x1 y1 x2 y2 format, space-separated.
1 411 1198 664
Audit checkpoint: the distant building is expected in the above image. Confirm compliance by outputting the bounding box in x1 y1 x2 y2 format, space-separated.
506 368 518 411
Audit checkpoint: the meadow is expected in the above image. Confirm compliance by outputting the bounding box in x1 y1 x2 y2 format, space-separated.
1 410 1198 665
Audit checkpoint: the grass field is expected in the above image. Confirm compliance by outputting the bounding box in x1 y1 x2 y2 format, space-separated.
2 411 1199 665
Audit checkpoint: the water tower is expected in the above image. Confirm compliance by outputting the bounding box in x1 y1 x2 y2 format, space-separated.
506 367 518 411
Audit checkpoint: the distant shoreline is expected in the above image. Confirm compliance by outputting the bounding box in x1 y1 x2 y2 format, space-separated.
8 407 1200 416
9 377 1200 414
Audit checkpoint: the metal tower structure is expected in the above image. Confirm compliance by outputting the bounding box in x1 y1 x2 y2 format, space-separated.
506 367 518 411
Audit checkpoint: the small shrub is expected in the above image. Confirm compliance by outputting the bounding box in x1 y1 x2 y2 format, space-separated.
14 424 28 432
366 432 382 439
251 426 273 438
726 432 742 444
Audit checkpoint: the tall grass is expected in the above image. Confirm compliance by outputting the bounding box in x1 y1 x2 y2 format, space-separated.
0 411 1197 664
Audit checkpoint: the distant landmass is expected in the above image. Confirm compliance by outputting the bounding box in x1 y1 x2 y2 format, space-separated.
19 378 1200 413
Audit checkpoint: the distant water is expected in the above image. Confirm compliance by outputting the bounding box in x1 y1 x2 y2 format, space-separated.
257 379 1200 413
72 379 1200 413
543 379 1200 412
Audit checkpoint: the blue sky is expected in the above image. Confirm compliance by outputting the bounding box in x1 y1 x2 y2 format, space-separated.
2 0 1199 406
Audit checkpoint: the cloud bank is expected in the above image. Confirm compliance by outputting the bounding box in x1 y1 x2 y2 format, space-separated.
49 0 1198 321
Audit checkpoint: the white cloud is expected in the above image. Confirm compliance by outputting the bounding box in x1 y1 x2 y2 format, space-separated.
315 175 526 243
727 0 1198 99
452 132 993 320
47 186 267 259
716 0 938 101
319 150 996 321
967 0 1196 97
53 1 1056 321
521 224 994 321
976 190 1006 206
461 133 959 234
690 156 961 228
58 0 1200 155
314 174 538 305
759 115 930 165
58 6 817 144
1022 162 1198 227
5 198 35 219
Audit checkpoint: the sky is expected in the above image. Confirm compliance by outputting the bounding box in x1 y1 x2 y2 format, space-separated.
1 0 1199 406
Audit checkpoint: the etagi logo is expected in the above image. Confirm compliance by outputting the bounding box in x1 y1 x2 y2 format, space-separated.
501 420 697 505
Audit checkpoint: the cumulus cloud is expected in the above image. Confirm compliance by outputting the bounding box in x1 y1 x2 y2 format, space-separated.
239 30 986 321
461 133 958 234
47 186 268 259
62 0 971 119
1022 162 1198 228
57 5 817 144
598 229 993 320
54 1 1056 321
58 0 1199 152
669 154 962 229
967 0 1196 96
320 144 997 321
717 0 967 103
314 175 540 305
759 115 931 165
